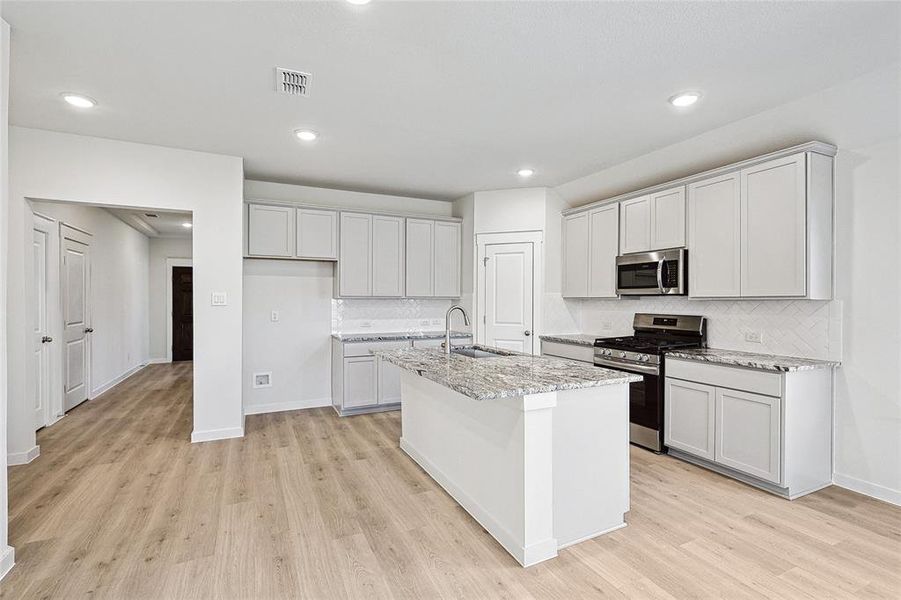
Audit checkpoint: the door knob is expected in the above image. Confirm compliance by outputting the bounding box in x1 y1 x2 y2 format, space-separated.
524 330 532 336
84 327 94 333
41 336 53 343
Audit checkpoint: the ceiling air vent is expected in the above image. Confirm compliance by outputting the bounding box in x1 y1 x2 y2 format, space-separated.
275 67 311 97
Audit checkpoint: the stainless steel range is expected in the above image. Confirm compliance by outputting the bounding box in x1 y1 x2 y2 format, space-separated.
593 313 706 452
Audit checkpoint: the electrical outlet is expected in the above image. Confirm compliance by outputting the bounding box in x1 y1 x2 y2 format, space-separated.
253 372 272 388
745 331 763 343
211 292 228 306
359 321 373 328
431 319 442 326
270 311 279 322
420 320 430 326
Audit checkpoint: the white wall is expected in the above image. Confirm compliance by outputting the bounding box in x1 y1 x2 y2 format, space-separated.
553 64 901 504
8 128 245 445
148 237 193 361
0 18 15 579
29 201 150 407
243 260 333 415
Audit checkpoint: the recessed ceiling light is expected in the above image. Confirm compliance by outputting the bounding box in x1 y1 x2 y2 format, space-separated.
517 168 535 178
61 93 97 109
347 0 372 5
294 129 318 142
669 91 701 107
182 222 193 229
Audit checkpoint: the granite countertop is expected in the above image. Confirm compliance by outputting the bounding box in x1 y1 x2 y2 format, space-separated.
665 348 840 372
375 345 641 401
539 333 599 347
332 330 472 343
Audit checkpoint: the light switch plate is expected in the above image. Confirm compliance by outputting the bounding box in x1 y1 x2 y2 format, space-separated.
211 292 228 306
359 321 373 328
271 311 280 322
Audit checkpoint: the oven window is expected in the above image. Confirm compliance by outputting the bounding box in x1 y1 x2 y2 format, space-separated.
618 262 658 290
629 373 661 430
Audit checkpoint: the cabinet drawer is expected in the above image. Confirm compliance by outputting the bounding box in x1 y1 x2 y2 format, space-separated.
541 341 594 363
666 358 782 397
343 340 411 357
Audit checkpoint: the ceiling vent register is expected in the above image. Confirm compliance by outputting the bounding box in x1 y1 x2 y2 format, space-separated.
275 67 311 97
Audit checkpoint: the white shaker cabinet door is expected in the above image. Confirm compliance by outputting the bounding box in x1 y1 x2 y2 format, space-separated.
665 378 716 461
296 208 338 260
433 221 461 298
248 203 295 257
740 154 807 297
342 356 378 409
405 218 435 297
587 205 618 297
619 195 651 254
562 212 589 297
688 173 741 297
715 387 782 484
649 186 686 250
377 357 403 405
339 212 372 297
371 215 405 297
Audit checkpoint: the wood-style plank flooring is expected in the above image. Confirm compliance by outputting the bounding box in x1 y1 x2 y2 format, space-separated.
2 362 899 599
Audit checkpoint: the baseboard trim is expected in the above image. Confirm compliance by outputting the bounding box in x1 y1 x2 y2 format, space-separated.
191 426 244 444
0 545 15 581
146 357 170 364
833 472 901 506
7 445 40 466
91 362 148 398
244 397 331 416
400 436 557 567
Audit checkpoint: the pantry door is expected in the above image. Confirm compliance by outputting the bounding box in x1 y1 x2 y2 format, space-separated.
482 241 535 354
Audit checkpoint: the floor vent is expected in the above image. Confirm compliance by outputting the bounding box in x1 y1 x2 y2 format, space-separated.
275 67 311 97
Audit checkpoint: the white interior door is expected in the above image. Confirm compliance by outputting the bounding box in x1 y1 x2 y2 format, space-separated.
32 227 51 428
62 229 91 411
484 242 534 354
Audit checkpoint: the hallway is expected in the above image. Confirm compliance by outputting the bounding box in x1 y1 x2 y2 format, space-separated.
2 362 899 599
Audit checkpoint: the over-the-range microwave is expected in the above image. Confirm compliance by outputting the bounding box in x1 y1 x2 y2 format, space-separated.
615 248 687 296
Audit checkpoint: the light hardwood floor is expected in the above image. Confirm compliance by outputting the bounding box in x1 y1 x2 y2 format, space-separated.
2 362 899 599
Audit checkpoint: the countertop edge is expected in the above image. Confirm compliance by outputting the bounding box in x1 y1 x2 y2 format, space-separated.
665 348 841 372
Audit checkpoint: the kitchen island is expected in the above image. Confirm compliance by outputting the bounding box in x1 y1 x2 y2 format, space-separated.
376 346 641 567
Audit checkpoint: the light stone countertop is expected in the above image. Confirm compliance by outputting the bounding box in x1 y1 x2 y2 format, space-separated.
665 348 840 372
331 330 471 343
375 346 641 401
539 333 600 347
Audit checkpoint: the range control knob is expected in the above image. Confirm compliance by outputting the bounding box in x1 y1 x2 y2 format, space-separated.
604 349 612 356
620 352 627 359
640 354 650 362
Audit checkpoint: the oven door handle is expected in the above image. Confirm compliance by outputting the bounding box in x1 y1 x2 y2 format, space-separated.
594 357 659 376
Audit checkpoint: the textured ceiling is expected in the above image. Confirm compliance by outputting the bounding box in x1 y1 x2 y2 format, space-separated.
3 1 899 200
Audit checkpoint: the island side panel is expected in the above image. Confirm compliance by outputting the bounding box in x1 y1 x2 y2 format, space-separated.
398 372 558 566
553 384 630 548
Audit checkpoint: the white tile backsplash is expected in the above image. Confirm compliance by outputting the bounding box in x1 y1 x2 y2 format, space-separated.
332 298 464 333
574 297 842 361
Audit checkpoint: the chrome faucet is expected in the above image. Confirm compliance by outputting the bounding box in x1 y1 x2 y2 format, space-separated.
445 305 471 355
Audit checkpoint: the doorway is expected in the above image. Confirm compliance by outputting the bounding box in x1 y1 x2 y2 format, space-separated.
31 214 53 428
171 266 193 361
476 231 543 355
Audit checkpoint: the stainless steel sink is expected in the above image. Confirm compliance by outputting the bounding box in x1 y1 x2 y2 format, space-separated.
451 347 508 359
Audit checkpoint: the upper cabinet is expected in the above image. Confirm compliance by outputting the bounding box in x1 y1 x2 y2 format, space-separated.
246 202 338 260
563 204 618 298
371 215 405 297
619 186 686 254
339 212 405 298
563 141 835 301
296 208 338 260
688 173 741 298
248 204 295 257
406 218 461 298
689 151 833 299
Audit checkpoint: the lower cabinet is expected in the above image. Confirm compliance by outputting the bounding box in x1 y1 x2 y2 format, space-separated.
665 379 716 461
664 358 832 499
342 356 378 409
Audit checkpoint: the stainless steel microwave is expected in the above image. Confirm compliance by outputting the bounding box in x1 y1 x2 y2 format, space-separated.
615 248 687 296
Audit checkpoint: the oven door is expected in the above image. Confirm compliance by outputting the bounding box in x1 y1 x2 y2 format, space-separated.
594 358 664 452
616 248 686 296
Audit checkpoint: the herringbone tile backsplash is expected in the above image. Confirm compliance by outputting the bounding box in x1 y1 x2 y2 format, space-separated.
572 297 841 361
333 298 456 333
